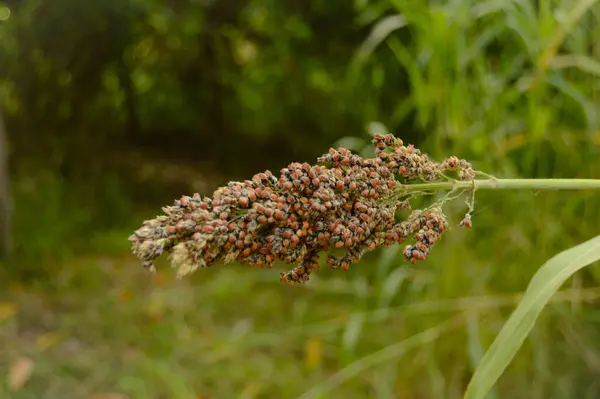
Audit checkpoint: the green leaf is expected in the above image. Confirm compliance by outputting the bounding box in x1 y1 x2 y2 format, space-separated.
545 72 598 133
504 1 541 59
549 54 600 77
459 24 504 70
545 0 600 54
471 0 506 19
464 233 600 399
346 13 408 86
386 37 430 127
352 14 407 65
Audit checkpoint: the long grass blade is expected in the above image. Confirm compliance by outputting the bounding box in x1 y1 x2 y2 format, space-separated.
550 54 600 77
352 14 407 65
464 233 600 399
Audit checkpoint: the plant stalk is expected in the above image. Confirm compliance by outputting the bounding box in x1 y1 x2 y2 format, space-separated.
399 179 600 193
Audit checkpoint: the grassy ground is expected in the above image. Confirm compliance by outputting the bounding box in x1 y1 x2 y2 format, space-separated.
2 205 600 399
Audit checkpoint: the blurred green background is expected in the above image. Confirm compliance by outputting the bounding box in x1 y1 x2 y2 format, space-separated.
1 0 600 398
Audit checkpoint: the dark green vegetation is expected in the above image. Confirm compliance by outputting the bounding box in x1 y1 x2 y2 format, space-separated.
2 1 600 398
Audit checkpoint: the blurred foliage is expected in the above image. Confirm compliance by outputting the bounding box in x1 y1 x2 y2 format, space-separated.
1 0 600 398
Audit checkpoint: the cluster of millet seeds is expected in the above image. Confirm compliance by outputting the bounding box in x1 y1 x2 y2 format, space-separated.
129 134 476 285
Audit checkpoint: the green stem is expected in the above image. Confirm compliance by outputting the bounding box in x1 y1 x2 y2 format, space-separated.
399 178 600 193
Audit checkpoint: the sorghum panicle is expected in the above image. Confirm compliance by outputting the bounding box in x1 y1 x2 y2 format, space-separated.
129 134 476 284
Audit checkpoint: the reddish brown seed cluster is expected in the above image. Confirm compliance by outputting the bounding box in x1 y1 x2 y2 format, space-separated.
459 213 472 229
129 134 476 284
439 156 477 181
401 208 449 263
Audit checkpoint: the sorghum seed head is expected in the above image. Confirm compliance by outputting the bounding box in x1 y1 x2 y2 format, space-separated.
130 134 475 283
